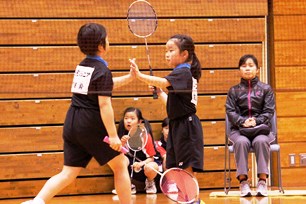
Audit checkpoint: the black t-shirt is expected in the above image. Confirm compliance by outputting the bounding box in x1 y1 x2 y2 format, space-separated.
165 67 197 119
70 57 113 109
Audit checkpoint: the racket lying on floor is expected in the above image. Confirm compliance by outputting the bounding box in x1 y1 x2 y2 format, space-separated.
127 0 158 99
104 127 199 203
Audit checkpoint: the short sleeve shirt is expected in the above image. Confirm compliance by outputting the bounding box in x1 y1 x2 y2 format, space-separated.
71 57 113 109
165 67 197 119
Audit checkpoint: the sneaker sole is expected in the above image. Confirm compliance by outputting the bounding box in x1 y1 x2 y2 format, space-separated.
241 192 252 197
256 192 268 197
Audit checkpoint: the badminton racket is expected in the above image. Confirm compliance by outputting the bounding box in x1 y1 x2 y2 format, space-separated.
104 137 199 203
119 124 148 176
127 0 158 99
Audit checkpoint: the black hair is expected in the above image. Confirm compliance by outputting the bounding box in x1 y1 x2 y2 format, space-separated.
117 107 153 138
77 23 107 56
169 34 202 82
160 118 169 149
238 54 259 69
161 117 169 128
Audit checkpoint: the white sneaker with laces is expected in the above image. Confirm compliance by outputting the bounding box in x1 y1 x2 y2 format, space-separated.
145 179 157 194
256 180 268 197
111 184 137 195
240 180 252 197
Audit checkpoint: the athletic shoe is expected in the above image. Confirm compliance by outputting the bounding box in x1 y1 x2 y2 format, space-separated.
21 198 45 204
167 183 179 193
256 180 268 197
240 180 252 197
145 179 157 194
111 184 137 195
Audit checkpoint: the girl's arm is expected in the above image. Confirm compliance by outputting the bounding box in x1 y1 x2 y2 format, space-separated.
130 59 171 89
113 73 134 89
98 96 121 151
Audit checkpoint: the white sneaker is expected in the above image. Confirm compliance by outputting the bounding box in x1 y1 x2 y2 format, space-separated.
167 183 178 193
21 198 45 204
112 184 136 195
256 180 268 197
240 180 252 197
145 179 157 194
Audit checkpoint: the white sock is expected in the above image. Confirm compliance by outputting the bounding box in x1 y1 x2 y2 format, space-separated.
33 197 45 204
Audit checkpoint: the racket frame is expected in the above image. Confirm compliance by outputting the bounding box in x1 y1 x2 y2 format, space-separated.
127 0 158 99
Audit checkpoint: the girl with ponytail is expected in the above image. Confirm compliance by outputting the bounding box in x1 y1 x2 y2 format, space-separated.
129 34 204 176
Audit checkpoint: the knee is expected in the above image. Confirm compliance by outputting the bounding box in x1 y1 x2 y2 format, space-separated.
60 167 81 181
109 154 129 173
253 137 269 147
144 162 158 175
235 139 250 148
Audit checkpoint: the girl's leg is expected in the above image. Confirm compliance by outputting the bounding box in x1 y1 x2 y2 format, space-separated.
144 162 158 181
108 154 132 204
36 165 82 203
144 162 158 194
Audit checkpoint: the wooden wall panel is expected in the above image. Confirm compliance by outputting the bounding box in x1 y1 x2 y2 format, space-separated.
0 171 238 199
0 147 230 180
274 16 306 41
0 120 225 154
276 92 306 117
279 143 306 168
0 96 227 126
0 177 115 199
273 0 306 15
272 0 306 187
0 71 239 99
0 153 112 180
0 44 263 72
0 19 265 45
277 117 306 143
0 0 267 18
275 66 306 91
0 126 63 153
274 41 306 66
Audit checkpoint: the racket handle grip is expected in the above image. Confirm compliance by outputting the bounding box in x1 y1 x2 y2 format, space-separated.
103 136 129 154
152 86 158 99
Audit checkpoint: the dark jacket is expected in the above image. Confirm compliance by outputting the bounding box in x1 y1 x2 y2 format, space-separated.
225 76 275 129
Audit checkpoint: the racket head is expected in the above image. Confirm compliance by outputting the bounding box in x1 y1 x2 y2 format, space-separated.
127 0 157 38
126 124 148 152
159 168 199 203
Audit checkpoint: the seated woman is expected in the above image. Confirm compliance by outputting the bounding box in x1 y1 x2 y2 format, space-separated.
225 54 276 197
112 107 159 194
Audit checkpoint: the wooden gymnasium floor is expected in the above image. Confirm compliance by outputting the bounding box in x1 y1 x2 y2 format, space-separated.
2 187 306 204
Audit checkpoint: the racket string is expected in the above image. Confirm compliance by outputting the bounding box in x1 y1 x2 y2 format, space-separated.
127 1 157 37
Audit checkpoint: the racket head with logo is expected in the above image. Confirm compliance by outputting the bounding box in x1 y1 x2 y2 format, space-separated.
126 124 148 152
159 168 199 203
127 0 157 38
